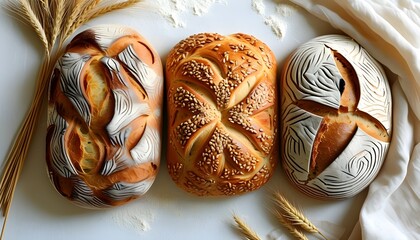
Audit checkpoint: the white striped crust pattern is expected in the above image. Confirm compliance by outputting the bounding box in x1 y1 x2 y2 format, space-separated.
281 35 392 199
46 25 163 208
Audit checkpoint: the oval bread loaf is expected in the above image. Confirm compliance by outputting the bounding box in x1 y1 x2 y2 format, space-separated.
46 25 163 208
166 33 278 196
281 35 392 199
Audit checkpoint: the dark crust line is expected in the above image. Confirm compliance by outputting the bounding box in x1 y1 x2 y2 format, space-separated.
139 41 155 64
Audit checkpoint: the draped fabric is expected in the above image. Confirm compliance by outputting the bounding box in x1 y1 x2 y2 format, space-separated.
290 0 420 239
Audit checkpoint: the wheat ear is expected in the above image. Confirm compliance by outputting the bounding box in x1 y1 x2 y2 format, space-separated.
59 0 85 45
273 192 328 240
18 0 50 54
49 0 65 49
90 0 140 19
272 209 309 240
232 214 262 240
40 0 49 11
61 0 101 43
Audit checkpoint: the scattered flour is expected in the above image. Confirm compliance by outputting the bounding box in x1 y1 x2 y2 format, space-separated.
264 16 287 39
112 204 155 234
252 0 265 15
148 0 294 38
251 0 298 39
148 0 227 28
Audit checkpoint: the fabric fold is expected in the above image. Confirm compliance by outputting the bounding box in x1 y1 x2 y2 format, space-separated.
290 0 420 239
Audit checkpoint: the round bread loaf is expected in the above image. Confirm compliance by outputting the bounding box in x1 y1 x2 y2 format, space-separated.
46 25 163 208
281 35 392 199
166 33 278 196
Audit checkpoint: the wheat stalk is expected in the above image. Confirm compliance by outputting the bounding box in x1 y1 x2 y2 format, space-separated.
0 1 143 239
61 0 140 46
49 0 65 49
0 55 55 239
273 192 328 240
62 0 101 43
17 0 50 54
232 214 262 240
90 0 140 19
40 0 48 11
272 209 309 240
59 0 85 45
273 192 319 233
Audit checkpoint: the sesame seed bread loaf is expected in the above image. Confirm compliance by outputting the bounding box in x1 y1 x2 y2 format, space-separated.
166 33 278 196
46 25 163 208
281 35 392 199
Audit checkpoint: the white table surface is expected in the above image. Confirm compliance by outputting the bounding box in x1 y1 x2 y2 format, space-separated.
0 1 368 239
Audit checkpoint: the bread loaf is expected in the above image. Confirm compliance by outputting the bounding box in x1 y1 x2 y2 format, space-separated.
166 33 278 196
46 25 163 208
281 35 392 199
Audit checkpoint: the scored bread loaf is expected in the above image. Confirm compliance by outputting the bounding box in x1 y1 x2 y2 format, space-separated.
46 25 163 208
281 35 392 199
166 33 278 196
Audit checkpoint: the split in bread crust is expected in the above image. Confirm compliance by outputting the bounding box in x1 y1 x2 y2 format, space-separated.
306 49 390 180
280 35 392 199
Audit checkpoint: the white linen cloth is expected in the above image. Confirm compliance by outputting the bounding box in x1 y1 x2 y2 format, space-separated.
289 0 420 239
